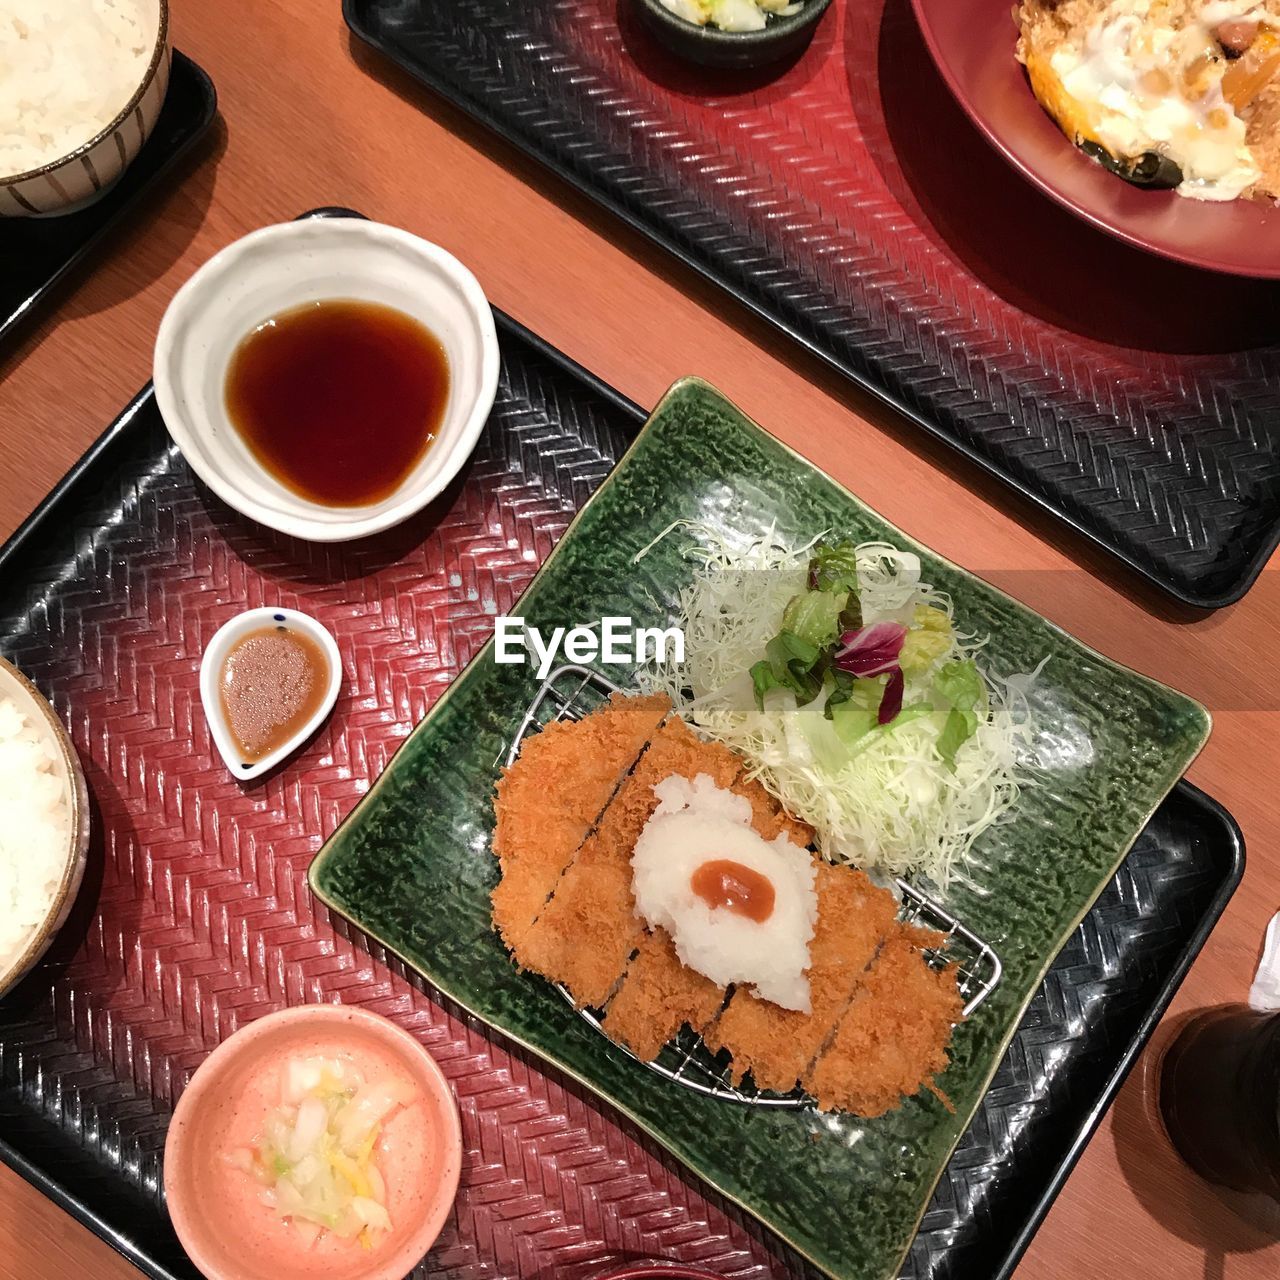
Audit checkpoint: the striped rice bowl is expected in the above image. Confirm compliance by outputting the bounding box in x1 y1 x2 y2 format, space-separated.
0 0 170 216
0 696 73 975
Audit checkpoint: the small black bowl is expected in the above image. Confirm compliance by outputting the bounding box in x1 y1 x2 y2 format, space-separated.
631 0 834 68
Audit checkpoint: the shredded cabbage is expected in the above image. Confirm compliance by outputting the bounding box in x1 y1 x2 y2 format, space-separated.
226 1055 412 1251
637 527 1039 888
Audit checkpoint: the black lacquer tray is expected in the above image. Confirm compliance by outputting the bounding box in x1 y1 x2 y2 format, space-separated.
345 0 1280 608
0 302 1243 1280
0 52 217 356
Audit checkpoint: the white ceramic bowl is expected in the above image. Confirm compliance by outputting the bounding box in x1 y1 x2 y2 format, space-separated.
200 608 342 781
153 218 500 542
0 657 91 996
0 0 171 217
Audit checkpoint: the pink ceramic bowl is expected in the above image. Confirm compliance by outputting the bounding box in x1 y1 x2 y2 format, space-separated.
164 1005 461 1280
911 0 1280 277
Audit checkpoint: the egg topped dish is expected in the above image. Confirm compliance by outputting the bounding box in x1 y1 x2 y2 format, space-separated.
1017 0 1280 200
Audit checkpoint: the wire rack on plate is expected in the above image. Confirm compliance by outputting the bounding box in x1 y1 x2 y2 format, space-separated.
505 664 1003 1108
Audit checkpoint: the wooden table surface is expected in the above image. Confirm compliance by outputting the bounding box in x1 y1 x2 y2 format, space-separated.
2 2 1279 1278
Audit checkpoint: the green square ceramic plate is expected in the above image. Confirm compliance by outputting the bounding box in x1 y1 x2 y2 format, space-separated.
310 378 1209 1280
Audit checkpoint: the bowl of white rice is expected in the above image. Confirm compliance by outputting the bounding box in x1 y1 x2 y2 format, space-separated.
0 0 171 217
0 657 90 997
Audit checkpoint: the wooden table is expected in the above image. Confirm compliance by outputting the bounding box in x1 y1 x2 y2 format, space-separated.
2 2 1278 1277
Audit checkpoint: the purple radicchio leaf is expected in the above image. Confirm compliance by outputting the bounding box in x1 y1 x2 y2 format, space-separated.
833 621 907 677
877 666 905 724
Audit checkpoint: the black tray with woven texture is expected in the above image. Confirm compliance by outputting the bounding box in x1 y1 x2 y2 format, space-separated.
0 302 1243 1279
0 53 217 357
344 0 1280 609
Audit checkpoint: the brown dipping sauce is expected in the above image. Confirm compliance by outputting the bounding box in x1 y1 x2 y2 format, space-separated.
220 625 330 762
225 299 450 507
691 859 776 923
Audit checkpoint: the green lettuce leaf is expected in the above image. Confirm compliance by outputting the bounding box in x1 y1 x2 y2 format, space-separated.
781 590 847 650
830 699 876 748
808 542 861 595
934 658 985 769
751 631 826 709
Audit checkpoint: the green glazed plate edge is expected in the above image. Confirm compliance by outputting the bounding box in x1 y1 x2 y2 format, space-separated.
309 375 1211 1278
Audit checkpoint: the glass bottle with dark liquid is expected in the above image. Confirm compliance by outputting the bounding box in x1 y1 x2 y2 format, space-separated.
1160 1004 1280 1197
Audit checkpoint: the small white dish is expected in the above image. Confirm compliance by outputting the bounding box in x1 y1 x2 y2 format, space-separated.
200 608 342 781
153 217 500 542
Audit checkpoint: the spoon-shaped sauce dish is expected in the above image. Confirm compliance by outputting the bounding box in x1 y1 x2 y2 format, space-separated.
200 607 341 780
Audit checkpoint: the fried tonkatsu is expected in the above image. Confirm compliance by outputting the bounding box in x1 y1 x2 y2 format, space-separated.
806 926 964 1116
704 863 900 1096
491 695 963 1117
490 691 668 954
511 715 745 1008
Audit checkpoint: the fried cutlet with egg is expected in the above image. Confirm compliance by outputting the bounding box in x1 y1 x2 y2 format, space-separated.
490 692 669 954
507 716 745 1009
804 925 964 1117
1017 0 1280 200
1245 72 1280 196
703 864 899 1095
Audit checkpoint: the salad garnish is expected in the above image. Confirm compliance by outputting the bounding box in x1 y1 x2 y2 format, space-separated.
639 526 1041 886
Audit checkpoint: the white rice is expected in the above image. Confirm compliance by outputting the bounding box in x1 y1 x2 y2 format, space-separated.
0 696 70 972
0 0 159 179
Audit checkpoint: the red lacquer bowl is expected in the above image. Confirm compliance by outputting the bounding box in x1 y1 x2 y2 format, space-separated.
910 0 1280 278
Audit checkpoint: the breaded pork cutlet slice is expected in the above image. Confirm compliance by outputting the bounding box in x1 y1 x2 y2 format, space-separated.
490 693 670 953
735 778 814 847
704 864 899 1094
512 717 743 1009
601 769 813 1060
602 928 725 1062
804 925 963 1117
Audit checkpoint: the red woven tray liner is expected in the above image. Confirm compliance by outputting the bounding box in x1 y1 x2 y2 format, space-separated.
1 399 788 1279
